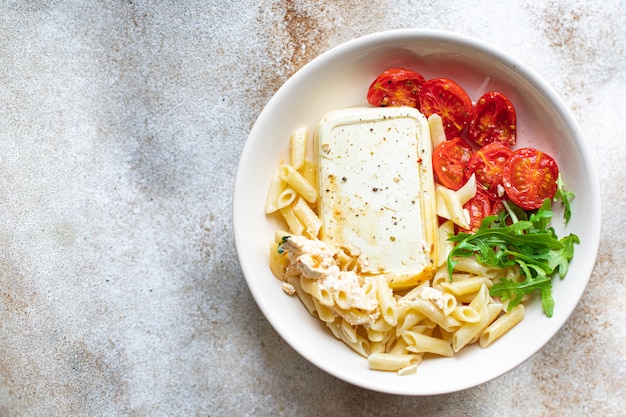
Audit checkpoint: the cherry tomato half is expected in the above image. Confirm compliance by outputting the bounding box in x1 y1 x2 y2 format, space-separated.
502 148 559 210
491 198 506 217
466 142 513 201
432 136 473 191
419 78 473 139
366 68 426 108
491 198 518 226
460 190 492 233
468 91 517 147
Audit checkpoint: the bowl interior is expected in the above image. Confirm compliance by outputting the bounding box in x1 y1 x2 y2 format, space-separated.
233 29 600 395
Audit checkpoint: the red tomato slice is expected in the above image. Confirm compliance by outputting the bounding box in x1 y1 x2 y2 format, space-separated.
461 190 492 233
468 91 517 147
366 68 426 108
502 148 559 210
432 136 473 191
466 142 513 201
418 78 473 139
491 199 506 216
490 198 515 226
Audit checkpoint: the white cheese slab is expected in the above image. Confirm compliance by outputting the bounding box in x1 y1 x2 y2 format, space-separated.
315 106 438 288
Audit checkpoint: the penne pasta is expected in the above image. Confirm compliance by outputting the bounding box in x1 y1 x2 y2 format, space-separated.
452 305 490 353
395 311 426 336
469 283 490 312
280 205 305 236
286 276 316 316
427 113 446 149
299 158 317 187
268 241 288 280
441 277 489 297
376 276 399 326
313 298 337 323
278 164 317 203
479 304 524 348
265 172 286 214
292 197 322 238
276 187 297 210
299 276 334 307
451 256 500 279
407 298 461 333
290 126 307 170
368 352 420 372
435 174 476 229
437 220 455 267
403 330 454 357
451 305 482 323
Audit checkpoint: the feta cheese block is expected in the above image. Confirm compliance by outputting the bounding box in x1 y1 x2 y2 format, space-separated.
314 106 438 289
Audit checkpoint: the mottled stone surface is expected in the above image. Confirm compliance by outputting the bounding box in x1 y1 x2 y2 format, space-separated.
0 1 624 416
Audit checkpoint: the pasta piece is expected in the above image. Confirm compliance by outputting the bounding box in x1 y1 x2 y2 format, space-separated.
451 256 500 279
469 283 490 312
292 197 322 238
397 362 420 376
470 303 502 344
376 276 399 326
335 247 358 271
435 174 476 229
479 304 523 348
441 277 489 296
388 337 410 355
298 158 317 189
455 173 477 205
332 287 354 311
273 229 291 243
452 305 489 353
395 311 426 336
279 164 317 203
437 220 455 267
340 318 358 345
400 280 431 301
369 340 387 355
427 113 446 149
440 292 457 316
290 126 307 170
334 306 372 326
326 317 342 340
431 268 449 290
340 330 370 357
407 298 461 333
268 241 288 280
286 276 316 316
403 331 454 357
276 187 297 210
299 277 334 307
451 305 482 323
313 298 336 323
279 205 305 236
265 172 286 214
368 352 420 372
365 327 387 343
369 314 394 333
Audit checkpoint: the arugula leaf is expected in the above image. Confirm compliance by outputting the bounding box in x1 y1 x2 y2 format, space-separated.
446 198 579 317
554 173 575 223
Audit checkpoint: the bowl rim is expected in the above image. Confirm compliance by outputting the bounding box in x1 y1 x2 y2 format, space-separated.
233 28 602 395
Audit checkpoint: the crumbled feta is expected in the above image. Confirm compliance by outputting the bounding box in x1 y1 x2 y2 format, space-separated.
282 282 296 296
280 235 378 314
419 286 446 310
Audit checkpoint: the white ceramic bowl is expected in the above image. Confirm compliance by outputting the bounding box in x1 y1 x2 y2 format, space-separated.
233 29 601 395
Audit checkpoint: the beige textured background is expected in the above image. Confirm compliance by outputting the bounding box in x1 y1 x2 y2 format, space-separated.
0 1 624 416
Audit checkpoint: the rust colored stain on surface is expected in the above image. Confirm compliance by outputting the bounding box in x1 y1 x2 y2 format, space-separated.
540 2 624 113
